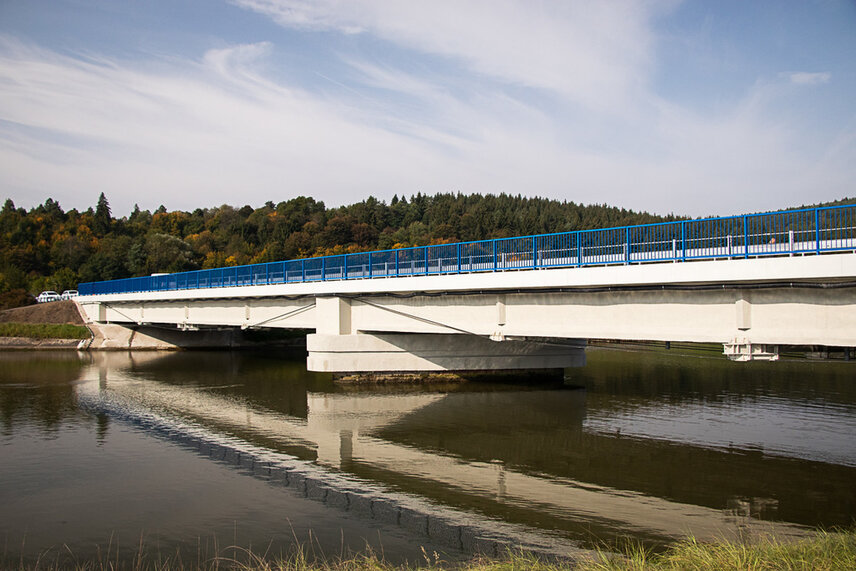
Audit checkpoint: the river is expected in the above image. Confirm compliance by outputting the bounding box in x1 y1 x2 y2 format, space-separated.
1 347 854 566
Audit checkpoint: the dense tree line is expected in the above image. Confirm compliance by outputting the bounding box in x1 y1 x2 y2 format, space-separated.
19 190 845 305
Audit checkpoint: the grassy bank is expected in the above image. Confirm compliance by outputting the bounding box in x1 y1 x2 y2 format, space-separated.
580 529 856 570
8 529 855 570
0 321 89 339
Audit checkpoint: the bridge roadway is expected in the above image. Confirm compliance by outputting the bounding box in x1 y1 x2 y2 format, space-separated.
77 250 856 369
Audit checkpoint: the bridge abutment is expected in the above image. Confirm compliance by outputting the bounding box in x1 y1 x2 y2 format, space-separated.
83 322 245 350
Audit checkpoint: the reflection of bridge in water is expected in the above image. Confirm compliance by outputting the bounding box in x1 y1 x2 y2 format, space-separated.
77 351 852 551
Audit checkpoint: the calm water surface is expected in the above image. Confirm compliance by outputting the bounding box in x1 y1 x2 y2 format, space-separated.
1 347 855 565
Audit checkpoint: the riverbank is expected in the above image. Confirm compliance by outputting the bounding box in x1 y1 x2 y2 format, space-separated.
10 528 854 570
0 300 90 348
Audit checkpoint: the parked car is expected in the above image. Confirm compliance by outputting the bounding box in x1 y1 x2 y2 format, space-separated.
61 290 79 300
36 291 60 303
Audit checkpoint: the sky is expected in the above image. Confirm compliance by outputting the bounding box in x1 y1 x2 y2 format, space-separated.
1 0 854 219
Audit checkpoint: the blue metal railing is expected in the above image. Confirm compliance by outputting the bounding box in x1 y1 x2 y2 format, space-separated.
78 204 856 296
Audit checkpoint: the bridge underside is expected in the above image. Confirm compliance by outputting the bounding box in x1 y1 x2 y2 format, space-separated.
77 255 856 369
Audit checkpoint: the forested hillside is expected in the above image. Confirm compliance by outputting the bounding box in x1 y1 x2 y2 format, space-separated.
0 192 681 304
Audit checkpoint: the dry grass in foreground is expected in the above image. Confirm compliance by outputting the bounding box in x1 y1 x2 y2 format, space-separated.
580 529 856 571
5 529 855 570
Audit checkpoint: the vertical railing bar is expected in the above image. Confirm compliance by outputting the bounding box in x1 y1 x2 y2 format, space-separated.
815 208 821 254
625 227 630 264
533 237 538 269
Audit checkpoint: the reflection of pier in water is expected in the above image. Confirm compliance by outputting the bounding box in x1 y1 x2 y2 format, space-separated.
77 352 828 548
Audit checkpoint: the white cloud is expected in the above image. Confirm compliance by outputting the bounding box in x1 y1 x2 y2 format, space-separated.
783 71 831 86
231 0 669 111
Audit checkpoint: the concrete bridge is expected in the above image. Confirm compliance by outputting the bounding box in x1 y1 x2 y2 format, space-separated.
77 205 856 368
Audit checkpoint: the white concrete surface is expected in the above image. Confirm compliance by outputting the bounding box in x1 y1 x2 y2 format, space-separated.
75 252 856 367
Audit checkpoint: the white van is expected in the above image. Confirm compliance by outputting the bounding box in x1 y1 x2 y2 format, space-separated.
61 290 79 300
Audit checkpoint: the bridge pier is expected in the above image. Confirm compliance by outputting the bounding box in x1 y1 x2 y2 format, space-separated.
306 333 586 373
722 339 780 362
309 295 586 373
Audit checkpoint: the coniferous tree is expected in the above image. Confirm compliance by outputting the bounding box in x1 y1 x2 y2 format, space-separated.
93 193 111 235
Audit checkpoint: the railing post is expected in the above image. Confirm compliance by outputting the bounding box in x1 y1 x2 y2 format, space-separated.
301 259 305 282
493 240 498 271
321 257 326 281
625 227 631 264
681 221 687 261
532 237 538 269
576 233 582 266
343 255 348 280
368 252 373 278
815 208 821 254
743 215 749 258
395 250 399 276
424 246 429 274
457 244 462 273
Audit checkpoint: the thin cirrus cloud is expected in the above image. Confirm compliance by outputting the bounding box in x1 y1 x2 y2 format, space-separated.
783 72 832 86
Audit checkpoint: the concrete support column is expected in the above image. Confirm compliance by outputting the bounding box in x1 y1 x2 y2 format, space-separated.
315 296 353 335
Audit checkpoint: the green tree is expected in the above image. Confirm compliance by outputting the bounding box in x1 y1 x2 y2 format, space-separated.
145 233 196 273
93 192 111 235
